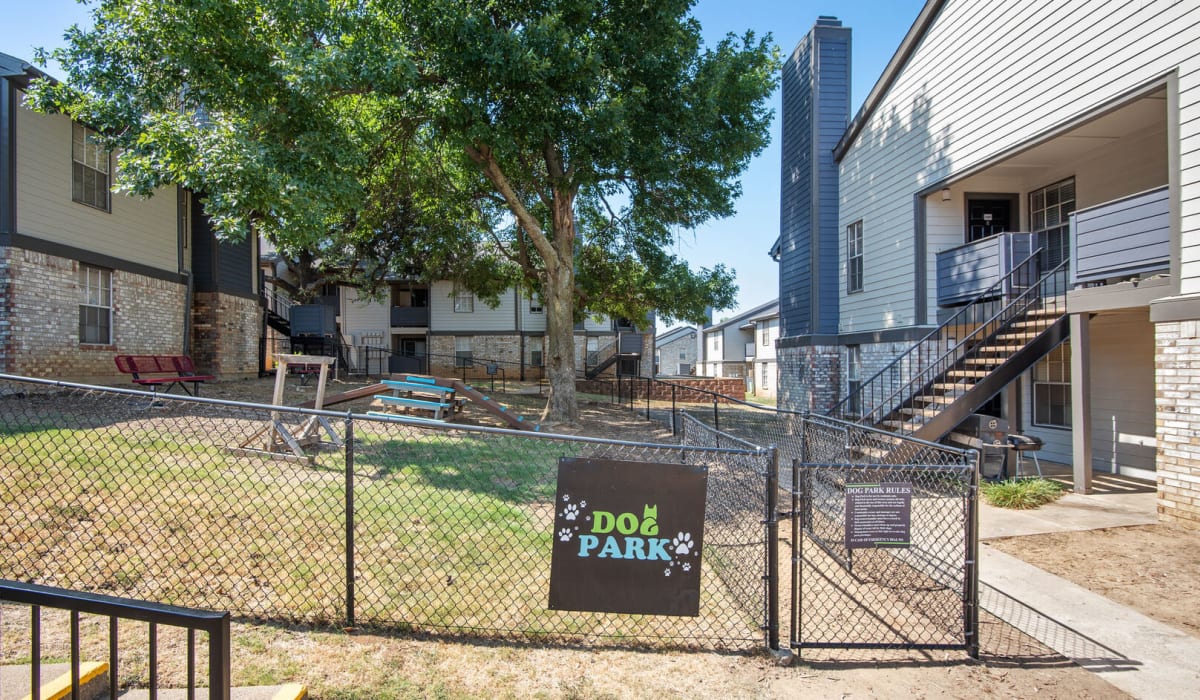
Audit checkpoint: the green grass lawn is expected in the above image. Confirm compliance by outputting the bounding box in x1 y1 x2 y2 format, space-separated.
0 409 758 645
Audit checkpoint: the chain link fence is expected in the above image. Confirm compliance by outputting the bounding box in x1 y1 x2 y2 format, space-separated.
0 374 772 649
683 406 979 657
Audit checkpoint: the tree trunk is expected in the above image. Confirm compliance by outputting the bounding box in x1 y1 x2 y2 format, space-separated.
541 193 579 424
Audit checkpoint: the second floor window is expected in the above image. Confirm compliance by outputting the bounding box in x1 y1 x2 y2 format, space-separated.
847 220 864 294
529 294 543 314
453 287 474 313
72 123 111 212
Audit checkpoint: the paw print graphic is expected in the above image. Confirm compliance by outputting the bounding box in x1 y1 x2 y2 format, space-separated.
562 503 580 521
558 528 573 542
579 500 588 508
562 494 571 502
672 532 694 556
664 567 672 577
682 562 692 572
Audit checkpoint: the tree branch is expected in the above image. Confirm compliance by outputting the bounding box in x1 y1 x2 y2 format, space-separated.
464 142 561 271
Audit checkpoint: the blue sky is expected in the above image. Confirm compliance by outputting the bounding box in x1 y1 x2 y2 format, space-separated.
1 0 927 326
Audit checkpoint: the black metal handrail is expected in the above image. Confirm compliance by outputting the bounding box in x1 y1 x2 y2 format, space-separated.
838 254 1069 432
832 249 1042 424
1 578 231 700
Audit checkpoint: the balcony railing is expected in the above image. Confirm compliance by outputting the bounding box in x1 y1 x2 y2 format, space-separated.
936 232 1035 307
390 305 430 327
1071 185 1169 286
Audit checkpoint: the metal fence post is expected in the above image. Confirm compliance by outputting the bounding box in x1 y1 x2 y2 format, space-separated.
965 449 981 659
645 377 650 421
764 446 780 653
713 397 719 432
344 415 356 628
209 613 231 700
671 384 677 436
790 457 799 651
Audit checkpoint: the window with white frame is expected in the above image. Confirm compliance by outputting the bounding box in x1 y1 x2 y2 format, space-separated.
760 362 768 387
1033 343 1071 428
453 286 474 313
79 264 112 344
529 336 544 367
846 344 862 416
1030 178 1075 271
847 221 863 294
455 336 472 368
72 123 111 211
760 324 769 346
529 294 543 314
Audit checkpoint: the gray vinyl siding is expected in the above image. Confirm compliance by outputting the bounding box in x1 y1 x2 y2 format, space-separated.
429 280 517 332
778 35 813 337
839 0 1200 331
13 89 179 273
1023 311 1155 474
340 286 390 339
191 203 254 296
779 22 849 338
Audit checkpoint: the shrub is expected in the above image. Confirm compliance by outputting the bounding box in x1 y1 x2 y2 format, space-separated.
981 478 1066 509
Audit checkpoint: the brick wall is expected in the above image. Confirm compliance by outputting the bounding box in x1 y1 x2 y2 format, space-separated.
0 245 11 374
428 333 652 381
1 247 186 381
191 292 260 378
778 344 840 413
778 338 943 416
1156 320 1200 528
575 377 744 403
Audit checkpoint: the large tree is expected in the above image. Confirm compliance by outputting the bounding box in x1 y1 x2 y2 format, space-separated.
33 0 777 423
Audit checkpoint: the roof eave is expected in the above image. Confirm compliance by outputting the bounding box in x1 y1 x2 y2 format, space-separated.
832 0 946 163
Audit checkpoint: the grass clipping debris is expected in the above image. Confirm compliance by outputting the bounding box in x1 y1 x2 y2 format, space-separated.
981 478 1066 509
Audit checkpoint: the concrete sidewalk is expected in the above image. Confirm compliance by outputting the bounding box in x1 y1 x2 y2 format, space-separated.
977 487 1200 698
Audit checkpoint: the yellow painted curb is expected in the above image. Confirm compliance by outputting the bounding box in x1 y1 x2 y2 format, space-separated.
270 683 308 700
20 661 107 700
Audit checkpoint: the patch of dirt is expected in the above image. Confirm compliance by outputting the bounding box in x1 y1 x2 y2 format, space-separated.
987 523 1200 638
4 376 1149 697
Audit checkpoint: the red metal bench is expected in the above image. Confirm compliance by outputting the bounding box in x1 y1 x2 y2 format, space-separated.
114 355 215 396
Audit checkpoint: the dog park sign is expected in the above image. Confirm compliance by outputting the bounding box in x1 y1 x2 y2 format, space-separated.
548 457 707 616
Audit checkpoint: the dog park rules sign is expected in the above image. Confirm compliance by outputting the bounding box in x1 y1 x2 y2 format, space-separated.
548 458 707 617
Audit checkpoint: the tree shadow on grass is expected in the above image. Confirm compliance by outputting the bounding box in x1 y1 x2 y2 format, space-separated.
353 432 582 504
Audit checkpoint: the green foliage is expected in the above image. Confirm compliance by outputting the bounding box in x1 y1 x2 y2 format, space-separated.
980 478 1066 509
31 0 775 326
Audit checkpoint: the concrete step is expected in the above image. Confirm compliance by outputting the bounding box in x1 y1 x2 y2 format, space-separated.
1 661 108 700
0 664 305 700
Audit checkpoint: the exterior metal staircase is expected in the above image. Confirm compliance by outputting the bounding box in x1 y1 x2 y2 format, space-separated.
584 333 643 379
832 253 1070 449
262 286 295 337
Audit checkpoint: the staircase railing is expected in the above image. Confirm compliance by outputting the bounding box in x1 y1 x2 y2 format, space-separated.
2 578 231 700
262 284 296 319
833 251 1067 428
585 337 620 378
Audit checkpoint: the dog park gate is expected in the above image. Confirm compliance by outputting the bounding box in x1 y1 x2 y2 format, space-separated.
683 409 980 658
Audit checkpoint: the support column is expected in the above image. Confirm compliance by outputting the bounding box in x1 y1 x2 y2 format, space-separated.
1070 313 1092 494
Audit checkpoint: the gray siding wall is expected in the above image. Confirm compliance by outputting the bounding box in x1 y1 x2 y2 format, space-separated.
838 0 1200 331
191 203 254 297
779 20 850 338
1072 186 1170 284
